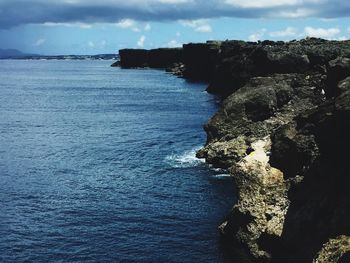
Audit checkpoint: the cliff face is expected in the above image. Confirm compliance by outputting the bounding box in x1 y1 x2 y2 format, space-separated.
182 41 222 81
116 38 350 263
117 42 221 79
267 83 350 263
197 38 350 263
119 49 149 68
118 48 183 69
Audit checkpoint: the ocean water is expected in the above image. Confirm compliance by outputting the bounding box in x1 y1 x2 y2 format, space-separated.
0 60 235 263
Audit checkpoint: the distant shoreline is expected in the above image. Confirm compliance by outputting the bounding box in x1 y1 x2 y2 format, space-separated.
0 54 119 60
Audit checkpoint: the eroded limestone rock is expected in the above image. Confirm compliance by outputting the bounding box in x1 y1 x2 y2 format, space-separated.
198 40 350 263
228 137 290 260
314 236 350 263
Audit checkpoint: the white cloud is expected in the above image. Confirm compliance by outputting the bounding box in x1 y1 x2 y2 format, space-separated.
114 18 142 32
273 8 314 18
2 0 350 29
167 39 182 47
304 26 340 39
179 19 212 33
115 19 135 28
224 0 320 8
144 23 151 31
195 24 212 33
348 27 350 32
137 35 146 47
158 0 191 3
179 19 201 28
33 38 46 46
248 29 267 42
269 27 297 37
176 31 181 37
43 22 92 29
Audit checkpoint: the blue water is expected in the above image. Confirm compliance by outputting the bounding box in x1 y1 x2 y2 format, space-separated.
0 60 235 263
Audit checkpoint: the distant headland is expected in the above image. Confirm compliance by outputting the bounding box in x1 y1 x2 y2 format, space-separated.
0 48 118 60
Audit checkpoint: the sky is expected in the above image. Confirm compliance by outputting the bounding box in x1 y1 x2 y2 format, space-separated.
1 0 350 55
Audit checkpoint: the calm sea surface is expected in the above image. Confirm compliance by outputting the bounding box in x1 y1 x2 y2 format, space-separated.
0 60 235 262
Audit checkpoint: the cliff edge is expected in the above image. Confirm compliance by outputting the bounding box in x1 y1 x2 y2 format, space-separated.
116 38 350 263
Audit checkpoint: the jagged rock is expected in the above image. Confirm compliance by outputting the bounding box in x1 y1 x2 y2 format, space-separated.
313 236 350 263
117 38 350 263
165 62 185 77
197 72 326 261
202 73 324 152
270 124 319 178
220 137 299 261
337 76 350 94
207 38 350 97
196 39 350 263
267 90 350 263
196 136 248 168
326 57 350 97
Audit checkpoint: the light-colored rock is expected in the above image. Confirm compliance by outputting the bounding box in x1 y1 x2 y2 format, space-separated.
230 137 290 259
314 236 350 263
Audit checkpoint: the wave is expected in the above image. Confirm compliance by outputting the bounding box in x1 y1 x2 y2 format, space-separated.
165 147 205 168
211 173 231 179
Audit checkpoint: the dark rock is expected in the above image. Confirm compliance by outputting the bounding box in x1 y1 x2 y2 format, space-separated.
148 48 183 68
207 38 350 97
196 38 350 263
207 40 262 96
270 124 319 178
337 76 350 94
117 38 350 263
202 73 324 148
165 62 185 77
119 49 149 68
183 41 222 81
265 51 310 73
268 91 350 263
118 48 183 69
326 57 350 97
110 60 120 67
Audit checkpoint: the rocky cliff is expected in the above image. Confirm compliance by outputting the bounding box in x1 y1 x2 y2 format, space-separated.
198 38 350 263
182 41 222 81
116 38 350 263
116 41 221 78
118 48 183 69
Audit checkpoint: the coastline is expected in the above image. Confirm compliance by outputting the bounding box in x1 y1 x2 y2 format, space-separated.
115 38 350 263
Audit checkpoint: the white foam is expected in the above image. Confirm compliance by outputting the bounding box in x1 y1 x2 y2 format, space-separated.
165 147 205 168
212 173 231 179
211 167 227 172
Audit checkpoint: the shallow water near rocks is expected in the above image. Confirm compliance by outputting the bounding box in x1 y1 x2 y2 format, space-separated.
0 60 236 262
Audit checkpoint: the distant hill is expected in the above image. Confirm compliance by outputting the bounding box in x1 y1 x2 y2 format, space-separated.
0 48 118 60
0 48 35 58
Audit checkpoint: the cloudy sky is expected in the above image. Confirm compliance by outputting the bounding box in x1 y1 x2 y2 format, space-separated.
1 0 350 55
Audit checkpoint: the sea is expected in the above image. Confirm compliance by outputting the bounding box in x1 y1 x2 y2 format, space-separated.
0 60 236 263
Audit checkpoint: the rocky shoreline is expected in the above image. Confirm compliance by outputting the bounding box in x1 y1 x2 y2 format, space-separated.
114 38 350 263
